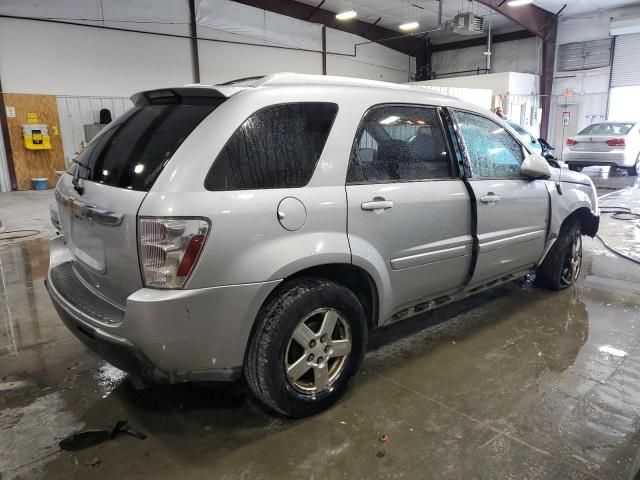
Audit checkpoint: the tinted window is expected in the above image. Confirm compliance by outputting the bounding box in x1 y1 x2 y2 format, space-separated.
578 123 634 135
71 101 221 191
454 110 524 178
347 106 452 183
205 103 337 190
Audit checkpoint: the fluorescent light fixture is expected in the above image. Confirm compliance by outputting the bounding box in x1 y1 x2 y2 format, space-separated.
380 115 400 125
399 21 420 31
336 10 357 20
507 0 533 6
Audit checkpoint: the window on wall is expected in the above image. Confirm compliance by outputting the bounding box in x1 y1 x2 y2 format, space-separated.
347 106 452 183
557 38 612 72
205 103 338 191
454 110 524 178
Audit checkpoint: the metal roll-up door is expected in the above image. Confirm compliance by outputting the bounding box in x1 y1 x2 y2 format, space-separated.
611 33 640 87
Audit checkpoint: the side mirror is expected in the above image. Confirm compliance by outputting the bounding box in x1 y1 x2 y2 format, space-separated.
521 154 553 179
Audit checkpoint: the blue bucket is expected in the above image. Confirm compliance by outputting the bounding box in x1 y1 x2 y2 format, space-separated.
32 178 48 190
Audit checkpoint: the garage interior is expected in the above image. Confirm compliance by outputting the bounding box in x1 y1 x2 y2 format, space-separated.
1 0 640 478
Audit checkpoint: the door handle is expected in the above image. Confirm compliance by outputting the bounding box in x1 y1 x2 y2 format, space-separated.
479 193 501 204
361 198 393 211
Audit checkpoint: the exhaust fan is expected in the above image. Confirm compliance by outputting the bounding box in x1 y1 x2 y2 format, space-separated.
453 12 484 35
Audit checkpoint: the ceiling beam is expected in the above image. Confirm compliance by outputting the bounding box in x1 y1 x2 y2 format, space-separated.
231 0 421 55
474 0 556 39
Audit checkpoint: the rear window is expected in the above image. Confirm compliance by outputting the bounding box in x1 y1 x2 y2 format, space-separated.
578 123 635 136
205 103 338 191
71 96 222 191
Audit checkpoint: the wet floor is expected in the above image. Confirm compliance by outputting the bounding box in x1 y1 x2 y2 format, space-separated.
2 181 640 480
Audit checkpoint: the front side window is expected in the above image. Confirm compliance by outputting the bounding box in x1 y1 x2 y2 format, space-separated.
205 103 338 191
454 110 524 178
347 106 452 183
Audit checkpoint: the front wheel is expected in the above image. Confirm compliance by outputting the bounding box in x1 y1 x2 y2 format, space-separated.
535 220 582 290
568 164 584 172
244 278 367 417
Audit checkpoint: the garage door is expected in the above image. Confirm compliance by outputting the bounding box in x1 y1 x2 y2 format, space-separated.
609 34 640 121
611 33 640 88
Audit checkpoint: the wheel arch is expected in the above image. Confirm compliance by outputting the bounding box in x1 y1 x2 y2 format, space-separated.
242 263 380 366
563 206 599 238
278 263 379 331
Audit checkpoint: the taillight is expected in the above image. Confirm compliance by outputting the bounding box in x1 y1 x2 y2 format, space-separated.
606 138 626 146
565 138 578 146
138 217 209 289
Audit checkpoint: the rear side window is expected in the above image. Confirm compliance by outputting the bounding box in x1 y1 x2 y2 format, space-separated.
71 99 222 191
347 105 452 183
205 103 338 191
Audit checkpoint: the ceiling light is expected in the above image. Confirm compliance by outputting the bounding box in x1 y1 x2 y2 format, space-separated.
399 21 420 31
507 0 533 6
380 115 400 125
336 10 357 20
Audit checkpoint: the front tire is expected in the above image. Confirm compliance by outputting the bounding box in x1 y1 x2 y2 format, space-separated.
535 220 583 290
568 164 583 172
244 278 367 417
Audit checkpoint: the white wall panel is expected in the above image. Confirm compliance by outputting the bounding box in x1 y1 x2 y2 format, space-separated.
101 0 190 36
56 96 132 164
0 18 192 97
0 0 103 26
198 40 321 84
432 37 540 78
0 0 190 35
326 55 410 83
326 29 410 71
196 0 321 50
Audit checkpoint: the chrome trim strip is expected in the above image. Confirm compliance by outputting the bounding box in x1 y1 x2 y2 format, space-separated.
55 190 124 226
479 229 546 254
391 244 471 270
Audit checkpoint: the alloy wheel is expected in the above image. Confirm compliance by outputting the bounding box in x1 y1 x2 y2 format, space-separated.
561 235 582 286
284 308 352 394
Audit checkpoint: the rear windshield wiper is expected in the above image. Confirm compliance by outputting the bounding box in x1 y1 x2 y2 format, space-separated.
72 159 90 195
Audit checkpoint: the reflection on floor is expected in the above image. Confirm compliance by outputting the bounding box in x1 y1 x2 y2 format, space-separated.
1 178 640 480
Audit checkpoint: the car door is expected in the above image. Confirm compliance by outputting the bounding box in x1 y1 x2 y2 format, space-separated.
451 109 549 286
346 105 473 320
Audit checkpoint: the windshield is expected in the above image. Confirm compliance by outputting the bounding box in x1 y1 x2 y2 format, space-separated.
578 123 635 136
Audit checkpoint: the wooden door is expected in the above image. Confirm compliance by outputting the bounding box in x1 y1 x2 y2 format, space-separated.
2 93 65 190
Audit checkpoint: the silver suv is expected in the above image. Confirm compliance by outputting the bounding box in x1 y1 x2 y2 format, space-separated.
47 73 599 417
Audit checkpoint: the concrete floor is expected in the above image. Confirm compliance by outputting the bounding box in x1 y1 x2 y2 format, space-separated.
0 190 57 244
1 174 640 480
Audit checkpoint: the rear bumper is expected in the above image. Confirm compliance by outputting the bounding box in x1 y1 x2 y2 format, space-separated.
46 235 280 383
562 150 635 167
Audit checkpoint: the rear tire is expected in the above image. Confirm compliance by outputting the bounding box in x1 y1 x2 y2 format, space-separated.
535 220 582 290
244 277 367 417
